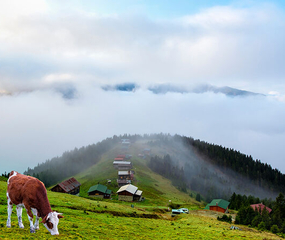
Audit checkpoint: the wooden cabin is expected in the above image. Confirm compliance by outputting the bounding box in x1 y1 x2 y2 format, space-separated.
87 184 112 199
117 170 133 187
117 184 143 202
51 177 81 195
205 199 230 213
113 161 132 170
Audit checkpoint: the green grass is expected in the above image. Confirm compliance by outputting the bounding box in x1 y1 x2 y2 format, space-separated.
1 181 282 239
1 141 283 239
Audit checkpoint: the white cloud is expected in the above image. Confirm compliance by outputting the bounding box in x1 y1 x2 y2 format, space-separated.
0 2 285 174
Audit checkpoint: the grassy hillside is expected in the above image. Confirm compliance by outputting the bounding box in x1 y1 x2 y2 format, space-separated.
0 181 282 240
72 142 198 207
3 138 284 239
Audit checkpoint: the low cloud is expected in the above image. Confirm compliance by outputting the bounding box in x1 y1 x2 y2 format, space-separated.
0 2 285 174
0 84 284 174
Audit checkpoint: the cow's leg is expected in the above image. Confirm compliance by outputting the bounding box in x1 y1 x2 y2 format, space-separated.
31 208 40 230
6 200 13 228
16 205 24 228
26 208 35 233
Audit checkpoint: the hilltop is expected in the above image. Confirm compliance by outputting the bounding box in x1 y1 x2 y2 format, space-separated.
24 134 285 201
2 134 285 239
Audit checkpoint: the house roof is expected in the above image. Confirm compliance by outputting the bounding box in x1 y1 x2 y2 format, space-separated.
54 177 81 193
88 184 108 194
135 190 143 196
113 161 132 165
250 203 272 213
105 189 112 195
118 171 130 175
205 199 230 210
117 184 138 194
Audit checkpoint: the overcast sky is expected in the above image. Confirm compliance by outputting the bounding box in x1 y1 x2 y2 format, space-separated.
0 0 285 174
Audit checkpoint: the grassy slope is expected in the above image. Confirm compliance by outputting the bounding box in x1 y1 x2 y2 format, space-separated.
0 181 281 239
0 141 282 239
74 142 199 207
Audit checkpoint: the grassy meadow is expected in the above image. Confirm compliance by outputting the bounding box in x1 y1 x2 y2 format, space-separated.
0 143 283 239
0 182 283 239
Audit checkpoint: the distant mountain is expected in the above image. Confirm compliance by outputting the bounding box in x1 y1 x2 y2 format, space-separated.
193 84 265 97
24 134 284 201
148 84 187 94
148 83 264 97
102 83 138 92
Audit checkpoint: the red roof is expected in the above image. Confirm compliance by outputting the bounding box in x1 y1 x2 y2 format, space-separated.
250 203 272 214
57 177 81 193
114 158 124 161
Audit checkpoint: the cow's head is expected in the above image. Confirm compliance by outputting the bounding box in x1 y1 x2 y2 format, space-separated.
42 212 63 235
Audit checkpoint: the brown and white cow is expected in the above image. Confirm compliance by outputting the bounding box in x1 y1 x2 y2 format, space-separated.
6 171 63 235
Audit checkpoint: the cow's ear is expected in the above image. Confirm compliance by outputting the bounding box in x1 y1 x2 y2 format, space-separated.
57 213 64 219
41 214 49 223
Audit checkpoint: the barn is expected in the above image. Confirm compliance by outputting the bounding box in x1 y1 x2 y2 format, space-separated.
51 177 81 195
250 203 272 214
205 199 230 213
88 184 112 199
117 184 143 202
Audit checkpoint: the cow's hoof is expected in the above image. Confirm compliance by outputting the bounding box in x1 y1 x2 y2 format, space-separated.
6 225 11 228
30 228 36 233
19 224 24 229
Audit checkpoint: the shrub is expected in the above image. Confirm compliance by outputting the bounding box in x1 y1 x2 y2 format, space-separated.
270 225 279 234
169 202 181 209
217 214 232 223
258 221 266 231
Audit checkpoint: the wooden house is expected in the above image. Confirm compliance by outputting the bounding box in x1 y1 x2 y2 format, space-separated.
117 171 134 187
117 184 143 202
250 203 272 214
51 177 81 195
113 161 132 170
205 199 230 213
87 184 112 199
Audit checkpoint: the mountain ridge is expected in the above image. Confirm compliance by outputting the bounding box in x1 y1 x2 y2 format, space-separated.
24 134 285 201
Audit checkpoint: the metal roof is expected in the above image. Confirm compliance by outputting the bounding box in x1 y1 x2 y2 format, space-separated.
250 203 272 213
116 184 138 194
105 189 112 195
206 199 230 210
57 177 81 193
135 190 143 196
118 171 130 175
87 184 108 194
113 161 132 165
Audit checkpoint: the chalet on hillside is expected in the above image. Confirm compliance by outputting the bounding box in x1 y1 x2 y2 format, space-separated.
51 177 81 195
205 199 230 213
250 203 272 214
113 161 132 170
117 171 134 187
88 184 112 199
117 184 143 202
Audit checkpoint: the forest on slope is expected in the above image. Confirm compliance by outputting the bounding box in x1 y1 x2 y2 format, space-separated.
24 134 285 201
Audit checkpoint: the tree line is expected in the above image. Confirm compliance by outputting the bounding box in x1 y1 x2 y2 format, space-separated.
230 192 285 235
180 135 285 193
24 136 120 187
